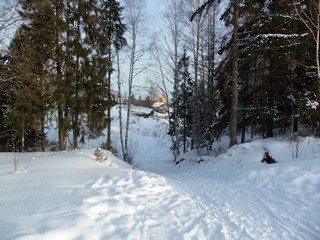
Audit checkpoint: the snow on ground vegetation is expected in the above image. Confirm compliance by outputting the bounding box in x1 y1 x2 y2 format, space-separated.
0 105 319 239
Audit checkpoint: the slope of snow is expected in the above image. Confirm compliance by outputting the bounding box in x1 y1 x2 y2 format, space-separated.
0 105 319 239
164 141 320 239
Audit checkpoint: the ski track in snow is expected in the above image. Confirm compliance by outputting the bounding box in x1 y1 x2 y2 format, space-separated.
79 171 222 240
1 150 319 240
162 172 320 240
78 170 319 240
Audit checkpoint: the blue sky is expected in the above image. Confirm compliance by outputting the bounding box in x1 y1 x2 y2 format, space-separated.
146 0 163 11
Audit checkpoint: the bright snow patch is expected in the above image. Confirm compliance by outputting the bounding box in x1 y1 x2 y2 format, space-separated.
151 102 165 108
0 106 319 240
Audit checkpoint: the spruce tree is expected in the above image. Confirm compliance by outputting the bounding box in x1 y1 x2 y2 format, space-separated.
51 0 69 150
213 0 315 141
169 50 193 160
7 0 126 151
97 0 126 150
6 0 54 151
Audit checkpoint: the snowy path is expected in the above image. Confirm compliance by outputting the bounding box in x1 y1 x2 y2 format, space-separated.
76 161 319 240
165 175 319 240
78 171 206 240
1 146 319 239
130 115 320 240
134 141 319 238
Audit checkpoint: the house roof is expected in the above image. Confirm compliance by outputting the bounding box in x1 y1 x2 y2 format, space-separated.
155 94 167 103
152 102 165 108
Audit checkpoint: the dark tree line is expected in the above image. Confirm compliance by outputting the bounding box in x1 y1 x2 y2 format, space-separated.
0 0 126 151
169 0 319 162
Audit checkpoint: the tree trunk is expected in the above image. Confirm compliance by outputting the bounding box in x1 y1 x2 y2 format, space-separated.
106 47 112 150
124 39 135 163
117 51 126 160
21 127 25 152
241 117 246 143
41 113 45 152
266 118 274 138
183 117 186 153
55 0 67 151
73 2 81 150
317 6 320 98
229 0 239 148
208 7 215 150
73 110 79 149
58 108 67 150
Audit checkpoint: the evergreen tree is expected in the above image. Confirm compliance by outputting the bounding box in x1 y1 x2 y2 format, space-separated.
97 0 126 150
0 54 12 150
238 0 315 137
5 0 54 151
169 50 193 160
50 0 69 150
214 0 315 141
7 0 126 151
65 0 88 149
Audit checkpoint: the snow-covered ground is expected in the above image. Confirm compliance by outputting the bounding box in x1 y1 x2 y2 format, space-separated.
0 106 319 240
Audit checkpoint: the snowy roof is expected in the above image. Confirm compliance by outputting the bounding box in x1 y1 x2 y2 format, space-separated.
152 102 165 108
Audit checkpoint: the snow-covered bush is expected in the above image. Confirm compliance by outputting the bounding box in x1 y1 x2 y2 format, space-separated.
288 133 304 159
13 152 19 172
93 147 107 163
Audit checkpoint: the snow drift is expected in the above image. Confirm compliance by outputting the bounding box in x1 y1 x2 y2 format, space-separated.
0 106 319 239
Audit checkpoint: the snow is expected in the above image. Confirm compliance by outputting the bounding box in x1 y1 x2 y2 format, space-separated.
151 102 165 108
0 105 319 240
306 100 319 109
258 33 308 39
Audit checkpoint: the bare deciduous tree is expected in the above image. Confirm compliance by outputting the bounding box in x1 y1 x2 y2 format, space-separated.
119 0 146 164
0 0 20 90
186 0 218 152
0 0 20 53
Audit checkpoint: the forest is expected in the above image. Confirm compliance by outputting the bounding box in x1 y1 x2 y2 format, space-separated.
0 0 319 164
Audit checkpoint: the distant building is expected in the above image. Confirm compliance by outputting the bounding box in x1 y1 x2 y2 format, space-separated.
152 94 168 113
155 94 167 104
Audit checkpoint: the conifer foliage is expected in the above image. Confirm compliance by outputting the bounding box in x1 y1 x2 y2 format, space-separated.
170 0 319 158
4 0 55 151
169 50 193 160
0 0 125 151
1 0 320 162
